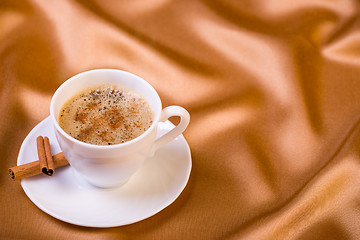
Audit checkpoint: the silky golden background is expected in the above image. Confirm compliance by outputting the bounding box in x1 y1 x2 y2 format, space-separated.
1 0 360 239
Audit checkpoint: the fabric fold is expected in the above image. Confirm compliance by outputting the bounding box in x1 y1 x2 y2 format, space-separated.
1 0 360 239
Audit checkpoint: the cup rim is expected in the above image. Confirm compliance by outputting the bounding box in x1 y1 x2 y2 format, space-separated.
50 69 162 150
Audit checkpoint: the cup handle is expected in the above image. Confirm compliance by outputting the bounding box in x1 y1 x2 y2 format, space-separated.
151 106 190 153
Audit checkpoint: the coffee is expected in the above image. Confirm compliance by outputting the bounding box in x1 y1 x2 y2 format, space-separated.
58 84 153 145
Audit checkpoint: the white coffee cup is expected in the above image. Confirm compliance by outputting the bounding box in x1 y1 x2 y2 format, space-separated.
50 69 190 188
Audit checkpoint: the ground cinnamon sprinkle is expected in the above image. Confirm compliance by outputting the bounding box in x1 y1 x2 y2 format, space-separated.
58 84 153 145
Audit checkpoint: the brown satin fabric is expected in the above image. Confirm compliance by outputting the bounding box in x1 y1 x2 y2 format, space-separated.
1 0 360 239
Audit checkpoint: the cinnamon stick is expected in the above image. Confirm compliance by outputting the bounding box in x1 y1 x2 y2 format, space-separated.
8 152 69 181
37 136 48 176
43 137 54 176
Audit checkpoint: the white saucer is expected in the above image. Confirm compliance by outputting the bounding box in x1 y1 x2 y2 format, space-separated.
18 116 192 227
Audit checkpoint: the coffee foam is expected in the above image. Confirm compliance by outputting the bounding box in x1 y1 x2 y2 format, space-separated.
58 84 153 145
